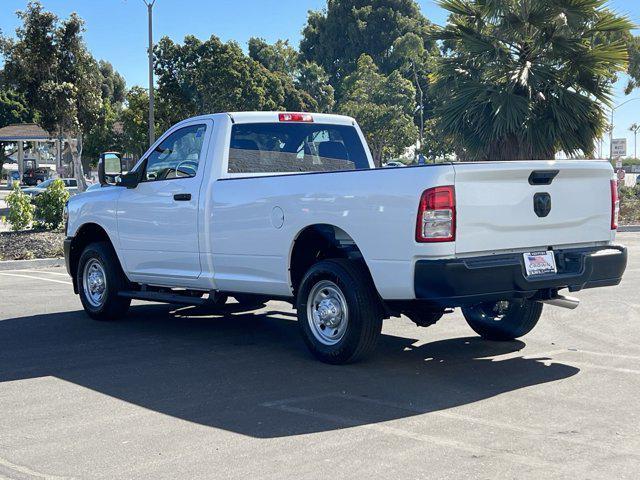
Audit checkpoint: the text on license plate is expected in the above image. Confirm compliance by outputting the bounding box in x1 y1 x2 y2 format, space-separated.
523 251 557 277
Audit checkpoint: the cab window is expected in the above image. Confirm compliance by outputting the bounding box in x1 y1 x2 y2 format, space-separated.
228 123 369 174
144 124 207 181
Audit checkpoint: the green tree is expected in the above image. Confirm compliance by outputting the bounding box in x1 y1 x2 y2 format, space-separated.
300 0 440 157
0 89 37 177
120 87 152 160
340 55 418 166
297 61 336 113
82 100 121 166
154 35 322 126
432 0 633 161
1 2 125 186
98 60 126 105
249 37 335 112
300 0 435 93
248 38 299 74
626 35 640 95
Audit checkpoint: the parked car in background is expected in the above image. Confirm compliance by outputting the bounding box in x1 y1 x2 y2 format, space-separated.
23 178 79 198
22 167 52 186
383 161 406 168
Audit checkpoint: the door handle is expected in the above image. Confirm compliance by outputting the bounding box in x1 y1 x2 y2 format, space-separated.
173 193 192 201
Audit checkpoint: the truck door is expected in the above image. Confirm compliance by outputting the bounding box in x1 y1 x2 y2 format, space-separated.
116 121 211 282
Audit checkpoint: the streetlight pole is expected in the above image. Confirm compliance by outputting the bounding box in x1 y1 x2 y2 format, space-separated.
609 97 640 160
630 123 640 159
143 0 156 147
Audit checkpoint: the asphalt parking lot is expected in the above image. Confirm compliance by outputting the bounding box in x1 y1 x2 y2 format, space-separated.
0 233 638 480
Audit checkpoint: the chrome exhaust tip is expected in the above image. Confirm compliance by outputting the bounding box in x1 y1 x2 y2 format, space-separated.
540 294 580 310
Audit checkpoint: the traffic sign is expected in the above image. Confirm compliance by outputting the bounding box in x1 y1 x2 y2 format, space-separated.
617 168 626 181
612 138 627 157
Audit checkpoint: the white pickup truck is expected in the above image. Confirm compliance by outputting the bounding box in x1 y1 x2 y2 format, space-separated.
64 112 627 364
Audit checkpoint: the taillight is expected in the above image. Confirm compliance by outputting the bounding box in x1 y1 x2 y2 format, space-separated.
416 186 456 242
279 113 314 123
611 179 619 230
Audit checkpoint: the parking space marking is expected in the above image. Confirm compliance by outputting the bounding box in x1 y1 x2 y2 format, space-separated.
12 269 70 278
565 349 640 361
0 455 74 480
0 272 72 286
266 400 559 471
550 360 640 376
262 389 640 459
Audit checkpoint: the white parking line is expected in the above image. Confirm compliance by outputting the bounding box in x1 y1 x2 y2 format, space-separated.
12 268 70 277
268 402 560 471
0 272 72 286
551 360 640 376
0 455 75 480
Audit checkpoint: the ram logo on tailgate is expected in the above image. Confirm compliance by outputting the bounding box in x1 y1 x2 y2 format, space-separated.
534 192 552 218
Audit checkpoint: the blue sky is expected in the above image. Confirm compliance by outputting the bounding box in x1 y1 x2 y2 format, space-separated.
1 0 640 157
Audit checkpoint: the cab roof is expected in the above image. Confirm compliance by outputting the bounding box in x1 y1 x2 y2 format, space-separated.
175 111 357 126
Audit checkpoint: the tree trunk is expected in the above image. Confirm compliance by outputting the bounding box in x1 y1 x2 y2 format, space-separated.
69 134 88 192
412 63 424 149
370 144 383 167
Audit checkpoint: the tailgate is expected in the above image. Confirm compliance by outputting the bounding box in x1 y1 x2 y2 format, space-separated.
453 161 613 255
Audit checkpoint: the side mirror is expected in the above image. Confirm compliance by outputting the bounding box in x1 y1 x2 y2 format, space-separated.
116 171 141 189
98 152 123 186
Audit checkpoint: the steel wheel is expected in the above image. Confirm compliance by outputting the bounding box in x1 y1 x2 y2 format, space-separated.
82 258 107 308
306 280 349 346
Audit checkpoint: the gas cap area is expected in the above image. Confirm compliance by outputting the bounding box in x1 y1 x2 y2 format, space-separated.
271 206 285 229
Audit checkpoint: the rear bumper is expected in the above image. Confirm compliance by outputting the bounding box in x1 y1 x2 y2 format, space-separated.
414 245 627 307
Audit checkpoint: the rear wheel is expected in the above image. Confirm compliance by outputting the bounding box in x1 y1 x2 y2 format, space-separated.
77 242 130 321
462 299 542 341
296 259 383 364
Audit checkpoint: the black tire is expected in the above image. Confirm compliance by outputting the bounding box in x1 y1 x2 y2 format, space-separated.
77 241 131 321
296 259 383 364
462 299 543 341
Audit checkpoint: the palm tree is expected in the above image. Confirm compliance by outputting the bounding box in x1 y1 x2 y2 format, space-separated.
432 0 633 161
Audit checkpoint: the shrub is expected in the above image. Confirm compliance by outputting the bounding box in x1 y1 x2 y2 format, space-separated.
33 179 70 230
6 183 34 231
620 184 640 200
620 198 640 225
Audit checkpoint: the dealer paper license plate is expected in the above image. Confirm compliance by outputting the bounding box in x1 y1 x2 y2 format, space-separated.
523 251 557 277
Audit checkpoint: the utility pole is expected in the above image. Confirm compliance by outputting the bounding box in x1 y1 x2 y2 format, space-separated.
143 0 156 147
609 98 640 160
630 123 640 159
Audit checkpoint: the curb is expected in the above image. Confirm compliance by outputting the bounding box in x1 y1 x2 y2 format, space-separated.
0 257 65 271
619 225 640 232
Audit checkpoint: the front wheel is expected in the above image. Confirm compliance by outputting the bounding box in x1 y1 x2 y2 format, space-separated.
296 259 383 364
462 299 543 341
77 242 131 321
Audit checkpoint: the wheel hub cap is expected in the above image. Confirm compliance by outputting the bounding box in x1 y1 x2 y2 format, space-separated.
307 280 349 345
83 259 107 308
